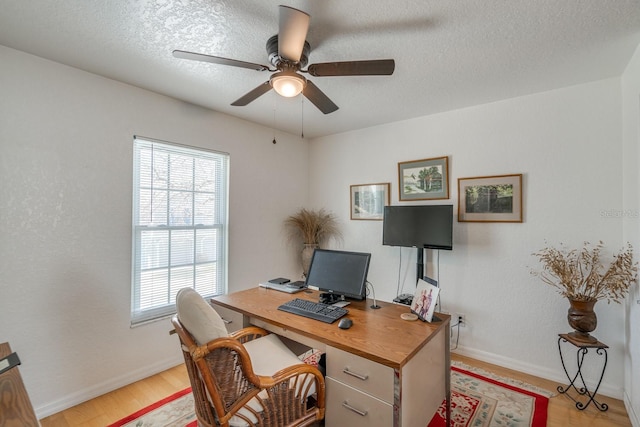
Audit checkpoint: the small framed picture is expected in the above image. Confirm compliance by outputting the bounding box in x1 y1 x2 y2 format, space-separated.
458 174 523 222
411 278 440 322
350 183 390 220
398 156 449 201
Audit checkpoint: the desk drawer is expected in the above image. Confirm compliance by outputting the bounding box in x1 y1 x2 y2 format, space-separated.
211 304 244 334
326 346 394 403
250 319 326 351
326 377 392 427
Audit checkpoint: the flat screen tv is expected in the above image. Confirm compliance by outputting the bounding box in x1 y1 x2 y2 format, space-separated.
382 205 453 250
305 249 371 300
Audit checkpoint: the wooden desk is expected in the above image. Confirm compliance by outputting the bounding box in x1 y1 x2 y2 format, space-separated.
212 287 451 427
0 342 39 427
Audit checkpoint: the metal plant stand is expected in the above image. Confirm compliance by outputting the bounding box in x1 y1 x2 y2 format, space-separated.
557 333 608 411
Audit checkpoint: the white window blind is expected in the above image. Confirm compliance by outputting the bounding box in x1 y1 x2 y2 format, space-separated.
131 136 229 325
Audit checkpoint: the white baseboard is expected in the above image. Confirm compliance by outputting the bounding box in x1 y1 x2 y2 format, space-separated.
34 355 184 420
625 390 640 427
452 345 623 400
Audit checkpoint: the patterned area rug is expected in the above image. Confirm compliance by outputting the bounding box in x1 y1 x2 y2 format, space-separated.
108 362 552 427
105 388 197 427
428 362 553 427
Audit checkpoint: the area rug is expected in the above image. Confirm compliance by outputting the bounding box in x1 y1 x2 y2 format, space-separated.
108 362 552 427
106 387 197 427
428 362 553 427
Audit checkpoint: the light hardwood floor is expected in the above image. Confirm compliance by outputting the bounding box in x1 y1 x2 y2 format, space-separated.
39 364 191 427
39 353 631 427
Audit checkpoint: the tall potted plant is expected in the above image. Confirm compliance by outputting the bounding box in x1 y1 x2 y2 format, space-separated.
284 208 341 276
531 241 637 343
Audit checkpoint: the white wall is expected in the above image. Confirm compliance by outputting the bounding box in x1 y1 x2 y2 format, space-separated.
309 78 628 399
622 43 640 427
0 45 310 418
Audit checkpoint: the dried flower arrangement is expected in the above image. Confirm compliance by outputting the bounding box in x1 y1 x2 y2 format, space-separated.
284 208 341 245
531 241 637 304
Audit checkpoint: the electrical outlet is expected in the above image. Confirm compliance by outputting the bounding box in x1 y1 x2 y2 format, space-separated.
457 313 466 327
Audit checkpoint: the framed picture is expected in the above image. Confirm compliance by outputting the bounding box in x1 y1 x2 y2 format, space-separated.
410 278 440 322
350 183 390 220
398 156 449 201
458 174 523 222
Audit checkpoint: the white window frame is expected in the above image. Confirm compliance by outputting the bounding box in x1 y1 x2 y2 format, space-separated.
131 136 229 326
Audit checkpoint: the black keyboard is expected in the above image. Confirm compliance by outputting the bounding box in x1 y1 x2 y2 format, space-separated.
278 298 348 324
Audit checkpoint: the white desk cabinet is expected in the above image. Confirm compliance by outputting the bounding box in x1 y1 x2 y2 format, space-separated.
325 331 446 427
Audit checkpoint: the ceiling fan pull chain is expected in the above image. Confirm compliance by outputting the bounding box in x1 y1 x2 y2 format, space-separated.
301 98 304 139
272 98 277 144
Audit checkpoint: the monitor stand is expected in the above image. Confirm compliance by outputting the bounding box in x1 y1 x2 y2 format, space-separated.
319 292 343 305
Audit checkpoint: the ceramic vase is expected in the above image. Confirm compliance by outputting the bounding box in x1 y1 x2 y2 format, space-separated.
567 298 598 343
301 243 319 277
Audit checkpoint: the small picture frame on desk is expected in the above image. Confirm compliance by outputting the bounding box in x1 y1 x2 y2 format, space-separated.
411 279 440 322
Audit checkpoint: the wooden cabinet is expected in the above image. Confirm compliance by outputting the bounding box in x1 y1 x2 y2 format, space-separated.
0 342 39 427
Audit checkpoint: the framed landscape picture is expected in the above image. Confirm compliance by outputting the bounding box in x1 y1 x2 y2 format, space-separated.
458 174 523 222
398 156 449 201
350 183 390 220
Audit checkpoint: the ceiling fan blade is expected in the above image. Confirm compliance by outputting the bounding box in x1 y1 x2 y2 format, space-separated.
307 59 395 77
173 50 269 71
278 5 310 62
231 81 272 106
302 80 339 114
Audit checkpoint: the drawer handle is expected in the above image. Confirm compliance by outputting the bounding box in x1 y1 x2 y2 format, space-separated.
342 401 368 417
343 368 368 381
221 318 232 325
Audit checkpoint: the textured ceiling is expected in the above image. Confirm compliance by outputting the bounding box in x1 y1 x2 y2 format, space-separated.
1 0 640 138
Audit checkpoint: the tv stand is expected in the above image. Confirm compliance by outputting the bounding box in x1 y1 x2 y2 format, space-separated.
417 247 424 286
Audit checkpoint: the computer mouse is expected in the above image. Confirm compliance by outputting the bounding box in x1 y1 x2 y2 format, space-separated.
338 318 353 329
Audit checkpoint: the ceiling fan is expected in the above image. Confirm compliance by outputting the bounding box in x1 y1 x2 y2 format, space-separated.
173 5 395 114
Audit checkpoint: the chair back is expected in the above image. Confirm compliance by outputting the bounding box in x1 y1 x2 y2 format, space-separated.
172 314 219 427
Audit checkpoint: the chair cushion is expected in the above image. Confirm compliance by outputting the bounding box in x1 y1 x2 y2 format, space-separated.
243 334 306 376
245 334 318 398
175 288 229 345
233 334 317 427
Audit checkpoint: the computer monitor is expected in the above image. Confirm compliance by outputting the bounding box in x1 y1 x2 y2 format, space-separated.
305 249 371 301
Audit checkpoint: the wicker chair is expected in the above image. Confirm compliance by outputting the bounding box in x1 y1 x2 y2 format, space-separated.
172 289 325 427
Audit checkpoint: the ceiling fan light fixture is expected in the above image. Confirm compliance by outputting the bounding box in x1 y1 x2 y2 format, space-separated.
270 72 306 97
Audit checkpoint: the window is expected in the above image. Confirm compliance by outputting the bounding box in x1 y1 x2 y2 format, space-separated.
131 136 229 325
